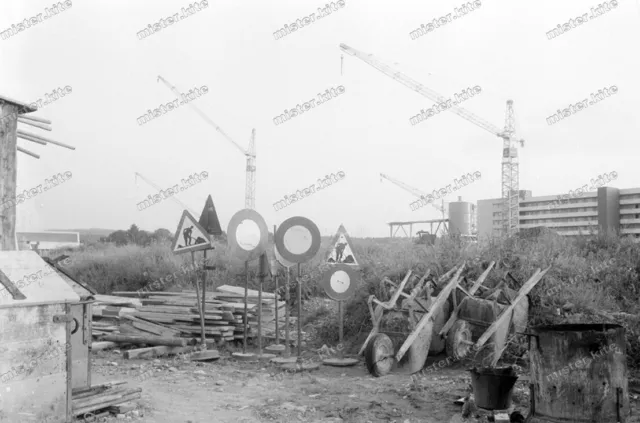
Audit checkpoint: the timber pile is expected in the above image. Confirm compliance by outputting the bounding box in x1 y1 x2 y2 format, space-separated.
72 381 141 417
91 285 287 348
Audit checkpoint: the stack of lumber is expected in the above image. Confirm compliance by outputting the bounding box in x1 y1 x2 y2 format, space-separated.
72 381 141 417
92 285 286 347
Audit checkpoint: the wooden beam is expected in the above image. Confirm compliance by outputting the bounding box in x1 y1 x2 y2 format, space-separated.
0 100 18 250
99 334 190 347
16 129 75 150
17 117 52 131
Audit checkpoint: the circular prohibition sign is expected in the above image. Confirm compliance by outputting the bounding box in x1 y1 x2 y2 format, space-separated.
274 216 321 264
227 209 269 262
321 263 360 301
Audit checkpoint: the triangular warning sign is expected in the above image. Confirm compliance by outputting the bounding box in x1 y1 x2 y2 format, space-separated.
326 224 358 266
170 210 213 255
198 195 222 236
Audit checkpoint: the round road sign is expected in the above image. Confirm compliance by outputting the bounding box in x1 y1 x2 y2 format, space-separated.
227 209 269 262
274 217 321 264
321 264 359 301
274 244 295 268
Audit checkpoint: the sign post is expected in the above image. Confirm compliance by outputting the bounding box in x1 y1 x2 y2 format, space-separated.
227 209 269 361
171 211 212 351
265 248 286 356
321 225 361 367
274 216 322 372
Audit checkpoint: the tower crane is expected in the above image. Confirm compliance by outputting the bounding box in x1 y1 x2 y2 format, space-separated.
134 172 199 216
157 76 256 209
340 44 525 237
379 173 447 219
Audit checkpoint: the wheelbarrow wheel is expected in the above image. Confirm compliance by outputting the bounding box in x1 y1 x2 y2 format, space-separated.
365 333 394 377
446 320 473 360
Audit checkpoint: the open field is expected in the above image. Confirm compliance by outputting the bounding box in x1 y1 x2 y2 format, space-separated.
44 231 640 421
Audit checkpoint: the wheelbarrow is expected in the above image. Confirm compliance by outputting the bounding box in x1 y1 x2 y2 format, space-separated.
361 264 466 376
439 266 551 366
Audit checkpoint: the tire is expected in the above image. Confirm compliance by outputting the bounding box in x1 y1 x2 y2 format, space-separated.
364 333 394 377
446 320 473 360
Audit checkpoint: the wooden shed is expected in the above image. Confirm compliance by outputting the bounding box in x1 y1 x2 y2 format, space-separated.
44 256 96 390
0 251 80 423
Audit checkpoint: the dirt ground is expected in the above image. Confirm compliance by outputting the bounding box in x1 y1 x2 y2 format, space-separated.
88 348 530 423
89 347 640 423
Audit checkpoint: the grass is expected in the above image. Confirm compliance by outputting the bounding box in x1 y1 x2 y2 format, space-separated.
54 232 640 367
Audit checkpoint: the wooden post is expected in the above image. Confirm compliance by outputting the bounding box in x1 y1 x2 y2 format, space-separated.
0 97 33 251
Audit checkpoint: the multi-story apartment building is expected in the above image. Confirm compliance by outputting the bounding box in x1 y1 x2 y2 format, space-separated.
477 187 640 239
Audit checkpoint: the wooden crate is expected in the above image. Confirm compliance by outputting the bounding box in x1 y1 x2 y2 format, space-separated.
0 251 81 423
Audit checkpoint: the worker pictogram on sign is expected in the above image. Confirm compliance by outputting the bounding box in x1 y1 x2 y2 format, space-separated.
326 224 358 266
170 210 213 255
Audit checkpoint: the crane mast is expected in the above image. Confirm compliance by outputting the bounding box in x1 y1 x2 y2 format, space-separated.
157 76 256 210
341 44 524 237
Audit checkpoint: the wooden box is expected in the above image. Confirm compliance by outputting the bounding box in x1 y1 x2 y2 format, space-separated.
0 251 80 423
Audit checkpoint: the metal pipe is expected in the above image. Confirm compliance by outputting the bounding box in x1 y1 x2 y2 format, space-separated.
297 263 302 361
16 129 75 150
243 260 249 354
17 117 52 131
17 133 46 145
19 114 52 124
285 267 290 357
17 146 40 159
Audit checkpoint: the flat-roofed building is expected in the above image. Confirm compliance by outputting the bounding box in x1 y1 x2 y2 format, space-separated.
477 187 640 240
17 231 80 251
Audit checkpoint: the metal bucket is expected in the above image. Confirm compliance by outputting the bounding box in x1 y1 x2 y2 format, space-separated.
469 367 518 410
529 323 629 422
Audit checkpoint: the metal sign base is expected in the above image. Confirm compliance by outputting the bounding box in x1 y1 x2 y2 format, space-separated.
232 352 257 361
255 353 277 361
322 357 359 367
265 344 286 355
270 356 297 365
190 350 220 362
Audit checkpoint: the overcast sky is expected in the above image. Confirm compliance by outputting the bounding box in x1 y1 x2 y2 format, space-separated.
1 0 639 238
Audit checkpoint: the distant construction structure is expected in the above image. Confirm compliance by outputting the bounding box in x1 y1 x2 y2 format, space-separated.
341 44 525 237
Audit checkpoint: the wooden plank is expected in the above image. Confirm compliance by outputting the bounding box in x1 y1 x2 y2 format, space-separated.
93 295 142 307
216 285 276 299
73 389 141 416
100 334 189 347
72 381 126 397
396 264 465 362
474 267 550 349
123 345 197 360
90 341 117 352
